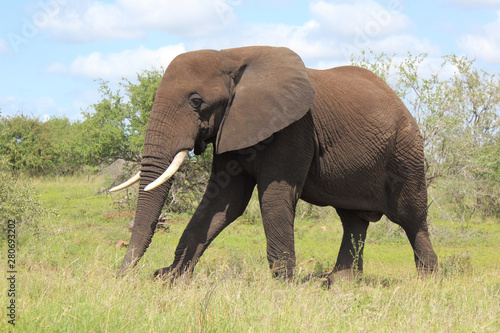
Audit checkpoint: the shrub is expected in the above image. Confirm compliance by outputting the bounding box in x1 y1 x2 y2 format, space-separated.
0 114 88 175
0 171 45 238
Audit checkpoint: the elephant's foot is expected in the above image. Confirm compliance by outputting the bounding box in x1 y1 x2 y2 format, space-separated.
415 253 438 276
153 265 189 283
269 256 296 280
416 261 438 279
153 267 173 283
322 268 363 288
153 267 172 280
300 271 330 287
271 267 295 280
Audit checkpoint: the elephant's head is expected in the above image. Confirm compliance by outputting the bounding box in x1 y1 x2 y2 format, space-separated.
111 46 315 276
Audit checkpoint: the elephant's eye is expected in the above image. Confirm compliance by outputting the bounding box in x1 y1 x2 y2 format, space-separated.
189 95 204 109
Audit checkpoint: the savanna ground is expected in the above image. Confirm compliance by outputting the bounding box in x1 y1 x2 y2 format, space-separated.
1 174 500 332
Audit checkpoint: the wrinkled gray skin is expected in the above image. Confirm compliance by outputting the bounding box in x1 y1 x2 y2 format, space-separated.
117 46 437 284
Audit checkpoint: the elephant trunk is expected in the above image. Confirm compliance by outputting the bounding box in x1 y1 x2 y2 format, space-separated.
117 98 196 277
117 157 173 277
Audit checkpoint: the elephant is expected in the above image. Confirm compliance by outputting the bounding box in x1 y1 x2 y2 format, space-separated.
110 45 437 284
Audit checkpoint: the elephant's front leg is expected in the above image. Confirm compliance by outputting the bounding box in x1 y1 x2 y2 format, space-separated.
154 157 255 281
258 180 301 279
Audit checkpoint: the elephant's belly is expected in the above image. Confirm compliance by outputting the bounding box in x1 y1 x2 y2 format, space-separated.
301 146 389 212
300 177 385 213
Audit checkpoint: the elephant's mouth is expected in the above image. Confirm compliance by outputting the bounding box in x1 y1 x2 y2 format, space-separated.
194 140 208 155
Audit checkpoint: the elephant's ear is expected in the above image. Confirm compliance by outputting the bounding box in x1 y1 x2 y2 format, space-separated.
215 46 315 154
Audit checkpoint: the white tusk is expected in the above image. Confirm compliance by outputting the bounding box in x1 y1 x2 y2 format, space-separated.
144 150 189 191
109 171 141 192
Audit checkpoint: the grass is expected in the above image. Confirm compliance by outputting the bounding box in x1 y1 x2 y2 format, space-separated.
1 175 500 332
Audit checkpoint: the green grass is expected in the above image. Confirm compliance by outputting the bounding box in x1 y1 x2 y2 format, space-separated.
1 175 500 332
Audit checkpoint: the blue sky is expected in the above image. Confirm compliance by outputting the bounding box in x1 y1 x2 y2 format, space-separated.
1 0 499 121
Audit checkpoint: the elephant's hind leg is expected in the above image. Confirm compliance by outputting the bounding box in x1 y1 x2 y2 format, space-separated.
386 188 437 275
388 125 437 274
327 209 370 284
395 210 437 274
406 225 437 274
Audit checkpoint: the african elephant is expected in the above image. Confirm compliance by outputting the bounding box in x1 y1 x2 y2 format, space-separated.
110 46 437 284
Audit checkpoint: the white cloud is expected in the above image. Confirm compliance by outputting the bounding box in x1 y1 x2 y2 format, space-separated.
45 0 235 42
43 1 441 79
458 11 500 63
195 0 437 67
0 38 8 52
310 0 411 38
220 21 343 60
47 44 186 79
305 0 437 61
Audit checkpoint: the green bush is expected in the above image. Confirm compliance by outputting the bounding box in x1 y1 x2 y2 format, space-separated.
0 171 45 238
0 114 88 175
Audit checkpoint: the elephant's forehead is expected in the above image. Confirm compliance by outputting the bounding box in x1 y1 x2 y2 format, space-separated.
168 50 222 76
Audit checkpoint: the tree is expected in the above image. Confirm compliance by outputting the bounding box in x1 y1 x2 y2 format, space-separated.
123 68 164 159
0 114 89 174
80 69 164 163
0 114 61 174
80 81 130 165
0 171 45 237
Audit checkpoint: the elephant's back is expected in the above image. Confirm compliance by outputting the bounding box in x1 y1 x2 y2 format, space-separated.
306 65 416 146
307 66 408 118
